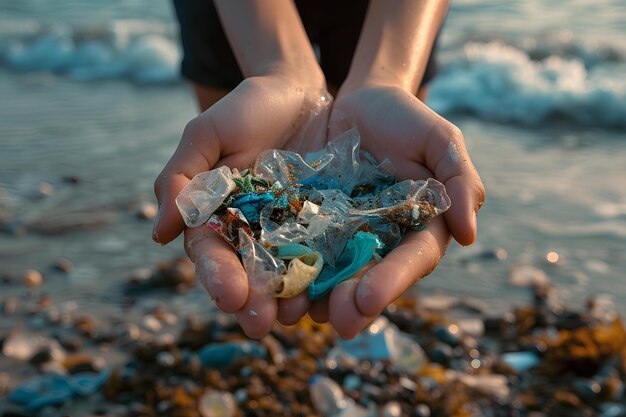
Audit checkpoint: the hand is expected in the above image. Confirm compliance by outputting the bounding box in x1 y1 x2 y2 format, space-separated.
308 84 486 339
153 75 330 338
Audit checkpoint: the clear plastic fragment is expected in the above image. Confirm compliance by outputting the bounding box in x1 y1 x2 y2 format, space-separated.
175 166 236 227
237 231 286 290
253 148 333 185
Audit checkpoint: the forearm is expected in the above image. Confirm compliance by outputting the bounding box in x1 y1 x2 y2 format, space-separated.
341 0 448 94
214 0 324 86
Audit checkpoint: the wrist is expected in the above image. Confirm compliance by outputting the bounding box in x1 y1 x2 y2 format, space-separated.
255 60 326 90
339 72 412 98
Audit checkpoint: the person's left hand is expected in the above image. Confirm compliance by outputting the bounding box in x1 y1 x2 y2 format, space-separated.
307 84 486 339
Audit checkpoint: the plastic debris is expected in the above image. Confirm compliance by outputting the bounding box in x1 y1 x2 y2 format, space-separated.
310 374 375 417
10 370 110 412
11 374 74 412
336 317 427 374
197 341 267 369
177 128 450 299
500 351 541 373
308 232 383 300
176 166 236 227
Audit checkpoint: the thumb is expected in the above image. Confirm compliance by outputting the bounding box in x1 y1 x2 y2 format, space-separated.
153 116 220 244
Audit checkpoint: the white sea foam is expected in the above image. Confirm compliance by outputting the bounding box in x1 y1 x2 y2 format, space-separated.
0 20 180 84
430 41 626 128
1 22 624 127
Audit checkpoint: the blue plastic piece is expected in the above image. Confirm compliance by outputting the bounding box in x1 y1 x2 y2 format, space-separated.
338 328 390 360
500 351 541 372
231 192 275 223
308 231 384 300
68 369 111 396
198 341 267 369
11 374 74 412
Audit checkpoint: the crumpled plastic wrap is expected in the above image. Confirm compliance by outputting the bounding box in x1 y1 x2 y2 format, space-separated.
176 128 451 300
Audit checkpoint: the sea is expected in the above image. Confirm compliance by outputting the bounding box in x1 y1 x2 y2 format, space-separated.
0 0 625 318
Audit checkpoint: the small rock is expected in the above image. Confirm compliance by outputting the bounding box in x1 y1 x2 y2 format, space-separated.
53 259 74 273
62 175 81 184
509 265 549 288
156 351 176 367
381 401 402 417
73 315 98 337
115 323 141 341
434 324 461 346
23 269 43 288
198 391 237 417
136 202 157 220
479 247 508 260
415 404 431 417
38 182 54 197
457 318 485 337
428 342 453 365
142 315 163 333
3 334 66 362
2 297 17 315
126 268 151 285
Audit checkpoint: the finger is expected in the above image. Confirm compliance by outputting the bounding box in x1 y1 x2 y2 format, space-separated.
277 293 310 326
153 116 220 244
234 288 278 339
355 216 450 317
185 226 248 313
308 296 330 324
424 122 486 246
328 279 376 340
327 262 377 340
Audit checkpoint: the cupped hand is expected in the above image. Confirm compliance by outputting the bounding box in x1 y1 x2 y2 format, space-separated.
309 84 486 339
153 75 329 338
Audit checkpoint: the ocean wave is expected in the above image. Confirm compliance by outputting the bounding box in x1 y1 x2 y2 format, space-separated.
429 41 626 128
0 19 180 84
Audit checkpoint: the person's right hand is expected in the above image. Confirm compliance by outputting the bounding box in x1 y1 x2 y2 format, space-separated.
152 74 329 338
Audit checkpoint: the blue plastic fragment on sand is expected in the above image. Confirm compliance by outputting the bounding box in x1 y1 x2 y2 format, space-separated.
500 351 541 372
198 341 267 369
11 374 74 412
68 369 111 396
338 327 390 360
308 231 384 300
231 192 275 223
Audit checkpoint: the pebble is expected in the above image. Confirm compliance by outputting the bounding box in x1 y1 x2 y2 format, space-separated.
509 264 550 288
434 324 461 346
142 315 163 333
381 401 402 417
38 182 54 197
62 175 81 184
428 342 453 365
198 391 237 417
136 202 157 220
53 258 74 273
22 269 43 288
2 296 17 315
156 351 176 368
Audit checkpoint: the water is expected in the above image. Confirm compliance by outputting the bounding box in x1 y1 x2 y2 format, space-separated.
0 0 625 316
